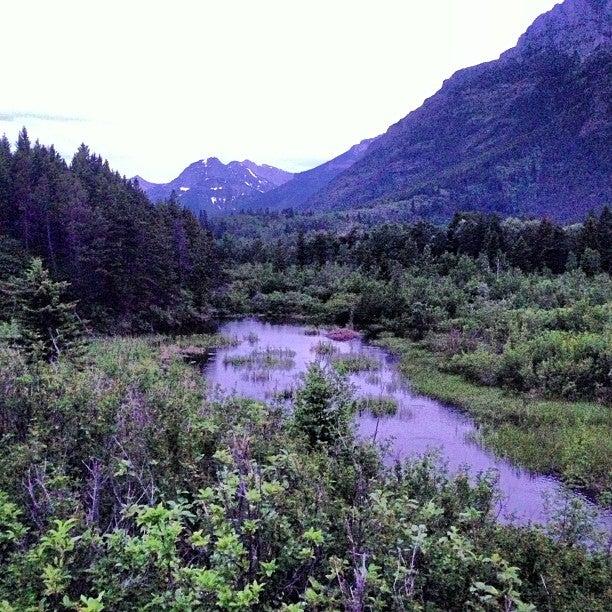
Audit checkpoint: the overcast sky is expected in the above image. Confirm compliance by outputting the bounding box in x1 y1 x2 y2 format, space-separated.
2 0 559 182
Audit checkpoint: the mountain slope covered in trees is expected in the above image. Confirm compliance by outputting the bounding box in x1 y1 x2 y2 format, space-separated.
306 0 611 222
0 129 218 332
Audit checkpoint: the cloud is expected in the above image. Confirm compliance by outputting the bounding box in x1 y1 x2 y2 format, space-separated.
0 111 86 123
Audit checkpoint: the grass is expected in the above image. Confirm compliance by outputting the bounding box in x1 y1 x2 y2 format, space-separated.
332 353 380 374
376 336 612 503
357 396 399 417
311 340 338 356
157 334 235 363
224 347 296 370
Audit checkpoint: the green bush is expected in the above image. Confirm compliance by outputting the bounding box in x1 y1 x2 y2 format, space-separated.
499 331 611 400
0 336 609 610
445 347 502 386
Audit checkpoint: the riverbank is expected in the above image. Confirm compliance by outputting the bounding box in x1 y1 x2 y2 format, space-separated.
376 336 612 505
2 332 610 609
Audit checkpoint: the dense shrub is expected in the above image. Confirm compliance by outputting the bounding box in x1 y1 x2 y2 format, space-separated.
445 347 502 386
221 259 611 404
0 337 609 610
499 331 611 400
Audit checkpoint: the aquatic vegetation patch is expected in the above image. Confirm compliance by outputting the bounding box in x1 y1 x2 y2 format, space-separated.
332 353 380 374
244 331 260 345
247 370 271 383
224 347 296 370
365 372 382 385
357 396 399 417
312 340 338 356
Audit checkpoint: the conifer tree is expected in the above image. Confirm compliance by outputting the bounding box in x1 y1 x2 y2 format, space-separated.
11 128 34 249
597 206 611 273
293 364 351 446
580 247 601 275
507 233 532 271
295 230 307 266
0 134 12 235
3 258 85 362
537 219 568 272
579 214 600 252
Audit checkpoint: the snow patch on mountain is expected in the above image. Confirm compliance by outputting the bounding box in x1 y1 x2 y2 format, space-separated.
134 158 293 216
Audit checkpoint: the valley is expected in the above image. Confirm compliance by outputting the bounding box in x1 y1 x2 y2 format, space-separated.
0 0 611 608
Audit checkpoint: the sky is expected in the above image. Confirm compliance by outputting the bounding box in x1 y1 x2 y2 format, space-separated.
2 0 560 182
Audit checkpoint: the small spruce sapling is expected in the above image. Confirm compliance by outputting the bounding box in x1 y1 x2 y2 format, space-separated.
293 363 353 446
2 258 85 362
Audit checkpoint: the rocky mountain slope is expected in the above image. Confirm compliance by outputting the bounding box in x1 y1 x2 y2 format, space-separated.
236 138 376 212
134 158 292 215
306 0 611 222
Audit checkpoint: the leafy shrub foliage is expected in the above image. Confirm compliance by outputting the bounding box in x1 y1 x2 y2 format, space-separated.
1 337 609 610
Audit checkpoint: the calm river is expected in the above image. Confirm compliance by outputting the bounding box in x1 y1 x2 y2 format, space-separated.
203 318 611 533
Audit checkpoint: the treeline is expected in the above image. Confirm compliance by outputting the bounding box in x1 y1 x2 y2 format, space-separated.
218 209 612 275
219 210 612 404
0 129 217 332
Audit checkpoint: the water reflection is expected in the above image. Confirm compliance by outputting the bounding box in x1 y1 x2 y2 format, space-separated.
203 318 611 533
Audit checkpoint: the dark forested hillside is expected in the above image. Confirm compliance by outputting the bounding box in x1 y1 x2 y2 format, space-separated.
306 0 612 222
0 129 217 332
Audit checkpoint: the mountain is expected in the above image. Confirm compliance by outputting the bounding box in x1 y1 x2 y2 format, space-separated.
237 138 376 212
240 160 293 187
134 158 292 215
306 0 612 222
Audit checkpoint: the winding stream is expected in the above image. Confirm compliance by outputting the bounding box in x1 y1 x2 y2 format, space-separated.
203 319 611 532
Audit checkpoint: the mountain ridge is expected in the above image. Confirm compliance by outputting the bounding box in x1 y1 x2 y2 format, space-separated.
134 157 293 215
236 137 377 212
505 0 611 61
305 0 611 222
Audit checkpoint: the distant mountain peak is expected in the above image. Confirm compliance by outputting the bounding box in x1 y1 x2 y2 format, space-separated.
134 158 293 215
